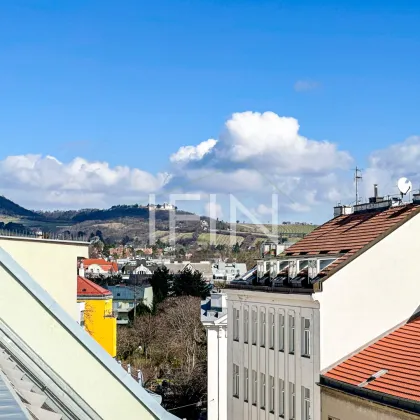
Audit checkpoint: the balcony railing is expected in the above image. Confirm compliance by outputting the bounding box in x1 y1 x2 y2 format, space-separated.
224 283 313 294
0 229 88 243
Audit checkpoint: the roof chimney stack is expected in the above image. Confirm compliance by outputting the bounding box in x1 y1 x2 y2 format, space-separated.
369 184 384 204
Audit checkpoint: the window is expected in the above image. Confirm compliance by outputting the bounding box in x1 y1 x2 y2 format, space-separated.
302 318 311 357
252 370 257 405
289 314 295 354
303 387 310 420
279 379 285 417
269 312 275 349
289 382 295 419
269 375 275 413
233 308 239 341
244 307 249 344
260 373 265 409
279 313 285 351
252 308 257 345
244 367 249 402
233 364 239 397
260 310 266 347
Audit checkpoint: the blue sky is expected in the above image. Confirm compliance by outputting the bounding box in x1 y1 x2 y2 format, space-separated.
1 0 420 222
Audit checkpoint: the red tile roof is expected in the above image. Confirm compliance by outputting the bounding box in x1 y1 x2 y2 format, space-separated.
324 317 420 402
77 276 112 298
81 259 118 272
284 204 420 278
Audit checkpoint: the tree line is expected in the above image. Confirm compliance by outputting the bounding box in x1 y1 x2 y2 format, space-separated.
117 267 211 419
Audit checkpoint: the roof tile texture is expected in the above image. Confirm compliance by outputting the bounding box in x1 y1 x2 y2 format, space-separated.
324 317 420 402
77 276 112 297
284 204 420 275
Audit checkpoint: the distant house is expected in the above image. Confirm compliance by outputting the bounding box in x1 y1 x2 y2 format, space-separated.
164 261 213 282
212 261 247 283
106 284 153 325
82 258 118 276
77 275 117 357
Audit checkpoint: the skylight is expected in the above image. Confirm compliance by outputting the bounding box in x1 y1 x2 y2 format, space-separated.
358 369 388 387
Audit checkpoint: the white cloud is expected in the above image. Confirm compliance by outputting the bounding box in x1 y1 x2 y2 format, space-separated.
0 154 169 209
170 138 217 163
294 80 320 92
363 136 420 199
205 201 223 219
165 111 353 221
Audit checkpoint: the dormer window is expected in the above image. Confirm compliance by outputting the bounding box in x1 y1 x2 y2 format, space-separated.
319 250 329 255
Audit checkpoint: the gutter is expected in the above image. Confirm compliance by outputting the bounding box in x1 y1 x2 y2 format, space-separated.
319 376 420 415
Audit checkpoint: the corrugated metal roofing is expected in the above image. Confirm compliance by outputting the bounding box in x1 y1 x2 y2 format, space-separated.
324 317 420 402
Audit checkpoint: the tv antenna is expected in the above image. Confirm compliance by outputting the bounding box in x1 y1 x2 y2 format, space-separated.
354 167 363 205
397 177 412 199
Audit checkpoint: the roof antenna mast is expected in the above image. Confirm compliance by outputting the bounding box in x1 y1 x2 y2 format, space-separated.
354 167 363 205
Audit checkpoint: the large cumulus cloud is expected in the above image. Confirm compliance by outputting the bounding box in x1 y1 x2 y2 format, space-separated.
2 111 416 222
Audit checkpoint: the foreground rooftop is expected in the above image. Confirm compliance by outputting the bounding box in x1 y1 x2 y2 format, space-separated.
321 316 420 414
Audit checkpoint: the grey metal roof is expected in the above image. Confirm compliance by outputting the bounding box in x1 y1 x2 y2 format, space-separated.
0 347 62 419
0 367 30 419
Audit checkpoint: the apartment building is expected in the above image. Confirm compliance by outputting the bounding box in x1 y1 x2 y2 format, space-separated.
227 290 320 420
225 189 420 420
201 292 228 420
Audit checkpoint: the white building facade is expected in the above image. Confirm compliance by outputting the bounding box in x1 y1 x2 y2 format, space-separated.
226 290 320 420
202 293 228 420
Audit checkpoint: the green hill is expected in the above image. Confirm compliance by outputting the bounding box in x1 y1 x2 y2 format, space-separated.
0 195 42 219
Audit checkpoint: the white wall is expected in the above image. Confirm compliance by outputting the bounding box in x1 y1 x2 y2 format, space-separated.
321 387 419 420
0 250 176 420
205 324 227 420
317 213 420 371
0 236 88 320
226 290 320 420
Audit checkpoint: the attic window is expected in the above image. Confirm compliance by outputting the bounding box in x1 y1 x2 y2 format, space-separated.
82 288 87 292
319 250 330 255
117 293 121 296
286 252 294 256
299 252 308 255
340 249 351 254
358 369 388 387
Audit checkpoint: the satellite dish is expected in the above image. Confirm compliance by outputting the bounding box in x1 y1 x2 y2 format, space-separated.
397 177 412 195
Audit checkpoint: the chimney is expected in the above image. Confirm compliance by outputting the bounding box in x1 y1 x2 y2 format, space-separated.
333 205 353 218
369 184 383 203
78 262 85 277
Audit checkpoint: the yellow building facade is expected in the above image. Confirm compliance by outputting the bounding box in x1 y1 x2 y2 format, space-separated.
77 276 117 357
